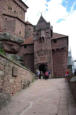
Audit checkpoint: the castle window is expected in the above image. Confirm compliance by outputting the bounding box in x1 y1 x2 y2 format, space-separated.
19 31 21 35
42 36 44 41
24 45 27 48
12 67 17 77
14 10 16 13
5 18 7 20
51 30 53 37
39 37 44 43
39 37 42 43
36 33 39 36
54 39 57 43
8 6 12 10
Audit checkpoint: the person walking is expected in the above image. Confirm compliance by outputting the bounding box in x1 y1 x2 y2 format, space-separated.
36 69 40 78
45 71 49 80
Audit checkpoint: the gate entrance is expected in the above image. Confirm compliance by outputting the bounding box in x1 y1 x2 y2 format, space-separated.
39 64 47 73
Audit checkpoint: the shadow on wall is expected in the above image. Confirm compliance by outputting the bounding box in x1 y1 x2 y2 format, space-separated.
0 92 11 110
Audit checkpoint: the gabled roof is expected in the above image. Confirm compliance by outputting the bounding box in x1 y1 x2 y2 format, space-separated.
36 15 50 30
37 15 47 25
52 33 68 40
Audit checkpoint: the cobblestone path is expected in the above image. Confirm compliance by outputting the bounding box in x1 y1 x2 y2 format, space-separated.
0 78 76 115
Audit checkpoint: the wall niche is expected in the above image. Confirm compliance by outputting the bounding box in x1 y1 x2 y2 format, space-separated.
12 66 17 77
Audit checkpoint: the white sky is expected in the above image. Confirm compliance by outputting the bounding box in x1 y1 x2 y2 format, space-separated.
22 0 76 60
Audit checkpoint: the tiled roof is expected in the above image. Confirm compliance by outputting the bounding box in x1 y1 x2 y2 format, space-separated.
24 36 34 45
52 33 68 39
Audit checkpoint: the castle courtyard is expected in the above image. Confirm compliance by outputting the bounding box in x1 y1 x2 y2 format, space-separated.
0 78 76 115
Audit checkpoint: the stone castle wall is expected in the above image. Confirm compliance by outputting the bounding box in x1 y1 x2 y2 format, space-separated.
0 0 26 21
18 44 34 72
52 38 68 77
52 49 67 77
0 0 26 38
51 37 68 50
1 13 26 39
25 24 34 39
0 54 35 95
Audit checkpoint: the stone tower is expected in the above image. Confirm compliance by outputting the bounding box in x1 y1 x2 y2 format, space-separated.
34 16 53 76
0 0 28 38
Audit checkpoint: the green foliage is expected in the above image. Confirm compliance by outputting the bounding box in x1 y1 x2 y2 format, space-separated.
0 48 6 55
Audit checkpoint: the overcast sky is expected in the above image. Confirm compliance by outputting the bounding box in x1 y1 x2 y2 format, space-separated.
22 0 76 60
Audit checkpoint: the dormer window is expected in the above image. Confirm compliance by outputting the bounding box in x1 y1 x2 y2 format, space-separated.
54 39 57 43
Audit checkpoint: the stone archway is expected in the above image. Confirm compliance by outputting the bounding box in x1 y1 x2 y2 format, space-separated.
39 64 47 73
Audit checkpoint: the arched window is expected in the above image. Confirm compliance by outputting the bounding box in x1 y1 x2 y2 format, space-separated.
42 36 44 41
54 39 57 43
39 37 44 43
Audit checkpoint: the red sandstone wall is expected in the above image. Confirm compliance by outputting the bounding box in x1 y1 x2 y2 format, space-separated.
34 38 52 65
0 0 26 21
0 0 26 38
52 49 67 77
52 38 68 77
2 15 25 38
15 19 25 38
24 53 34 72
18 45 34 72
52 37 68 49
25 24 34 39
18 45 34 56
0 54 34 95
2 15 16 33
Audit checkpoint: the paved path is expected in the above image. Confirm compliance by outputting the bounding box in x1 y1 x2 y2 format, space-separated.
0 78 76 115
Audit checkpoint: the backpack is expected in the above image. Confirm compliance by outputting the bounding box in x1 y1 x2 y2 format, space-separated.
45 72 48 76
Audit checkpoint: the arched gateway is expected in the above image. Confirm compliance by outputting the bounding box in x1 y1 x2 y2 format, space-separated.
39 64 47 73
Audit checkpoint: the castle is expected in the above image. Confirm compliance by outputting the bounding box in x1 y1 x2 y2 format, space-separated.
0 0 68 77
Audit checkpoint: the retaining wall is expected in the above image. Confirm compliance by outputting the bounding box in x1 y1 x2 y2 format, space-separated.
0 54 35 95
